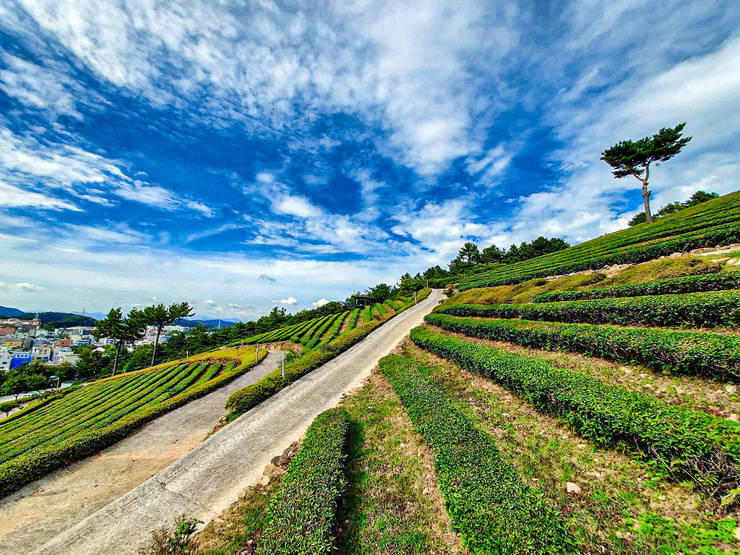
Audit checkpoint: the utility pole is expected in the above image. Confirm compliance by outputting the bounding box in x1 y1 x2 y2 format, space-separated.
414 291 417 304
281 357 285 378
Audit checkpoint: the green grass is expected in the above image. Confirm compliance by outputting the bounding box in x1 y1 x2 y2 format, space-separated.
426 313 740 382
458 191 740 290
533 271 739 303
257 408 351 554
336 370 464 554
402 342 739 553
379 353 575 552
438 289 740 328
0 348 262 497
225 290 433 419
410 326 740 492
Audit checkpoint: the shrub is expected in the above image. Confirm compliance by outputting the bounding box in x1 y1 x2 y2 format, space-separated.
225 289 432 418
458 192 740 290
379 354 575 552
257 408 350 553
425 313 740 382
438 290 740 328
410 326 740 492
0 351 262 497
533 272 738 303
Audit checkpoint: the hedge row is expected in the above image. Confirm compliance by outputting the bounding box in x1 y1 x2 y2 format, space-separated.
438 290 740 328
225 289 433 418
425 313 740 382
305 312 342 349
458 194 740 290
410 326 740 491
379 354 575 552
257 408 351 554
0 351 265 498
533 271 737 303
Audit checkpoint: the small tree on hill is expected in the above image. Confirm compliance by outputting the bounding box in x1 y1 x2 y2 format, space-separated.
601 123 691 223
93 308 148 375
142 302 195 367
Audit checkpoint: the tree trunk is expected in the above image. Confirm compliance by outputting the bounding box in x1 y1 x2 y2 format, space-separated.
150 325 162 367
113 342 122 376
642 183 653 223
642 164 653 223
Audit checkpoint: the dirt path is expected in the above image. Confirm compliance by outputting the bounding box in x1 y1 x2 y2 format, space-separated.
0 351 285 555
36 290 443 554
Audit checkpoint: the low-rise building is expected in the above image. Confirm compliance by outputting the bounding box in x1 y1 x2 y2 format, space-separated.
10 352 32 369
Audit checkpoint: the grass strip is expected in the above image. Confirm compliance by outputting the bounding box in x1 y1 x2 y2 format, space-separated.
257 408 350 553
409 326 740 493
379 354 575 553
425 313 740 382
438 290 740 328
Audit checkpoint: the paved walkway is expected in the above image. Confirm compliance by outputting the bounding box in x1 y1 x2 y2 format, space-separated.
0 351 285 554
36 290 443 554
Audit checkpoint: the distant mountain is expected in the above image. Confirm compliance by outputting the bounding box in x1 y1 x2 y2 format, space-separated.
11 312 98 328
0 305 24 317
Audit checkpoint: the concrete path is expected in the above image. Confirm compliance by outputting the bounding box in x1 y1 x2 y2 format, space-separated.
0 351 285 555
36 290 443 554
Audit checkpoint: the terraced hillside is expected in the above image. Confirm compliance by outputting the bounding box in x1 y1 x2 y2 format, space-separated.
228 297 408 347
410 191 740 291
195 253 740 553
0 346 264 497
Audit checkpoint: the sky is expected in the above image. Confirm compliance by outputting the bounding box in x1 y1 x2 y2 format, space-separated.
0 1 738 320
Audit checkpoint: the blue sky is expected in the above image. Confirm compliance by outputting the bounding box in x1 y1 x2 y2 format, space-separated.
1 1 738 320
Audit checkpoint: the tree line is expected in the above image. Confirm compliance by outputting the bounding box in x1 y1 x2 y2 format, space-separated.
398 235 571 289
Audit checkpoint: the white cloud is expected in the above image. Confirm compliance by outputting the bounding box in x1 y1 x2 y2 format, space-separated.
0 281 45 292
0 53 88 119
0 126 214 216
312 298 329 307
13 0 519 176
274 195 322 219
0 180 81 211
272 297 298 305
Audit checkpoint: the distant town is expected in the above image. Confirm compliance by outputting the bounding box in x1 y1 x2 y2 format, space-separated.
0 316 187 373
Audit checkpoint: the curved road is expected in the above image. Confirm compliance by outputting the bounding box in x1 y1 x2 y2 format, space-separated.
0 351 285 554
37 290 443 554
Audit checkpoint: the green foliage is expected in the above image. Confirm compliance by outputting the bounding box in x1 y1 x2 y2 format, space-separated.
532 271 735 303
628 190 720 226
601 123 691 180
440 290 740 328
257 408 351 554
426 313 740 382
225 290 432 418
409 326 740 491
0 351 260 497
379 354 575 552
139 515 202 555
459 191 740 290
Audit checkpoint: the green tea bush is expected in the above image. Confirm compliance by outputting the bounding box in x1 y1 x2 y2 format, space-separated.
379 354 575 552
0 352 263 497
410 326 740 491
533 272 737 303
438 290 740 328
459 193 740 290
425 313 740 382
226 289 432 418
257 408 350 553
